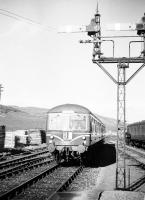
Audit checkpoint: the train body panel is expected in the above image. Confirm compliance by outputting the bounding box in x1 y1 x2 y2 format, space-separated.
46 104 106 163
127 121 145 147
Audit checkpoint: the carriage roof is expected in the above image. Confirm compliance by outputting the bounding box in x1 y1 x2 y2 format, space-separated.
48 104 104 126
48 104 91 114
128 120 145 127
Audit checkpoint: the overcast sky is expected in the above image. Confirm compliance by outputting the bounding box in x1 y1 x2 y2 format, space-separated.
0 0 145 123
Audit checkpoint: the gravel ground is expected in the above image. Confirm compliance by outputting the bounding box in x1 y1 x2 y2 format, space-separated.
12 167 80 200
0 160 56 195
126 158 145 189
1 149 145 199
67 167 100 191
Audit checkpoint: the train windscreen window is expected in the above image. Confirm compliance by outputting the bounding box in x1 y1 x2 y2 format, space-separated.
69 115 87 130
49 114 69 130
48 113 87 131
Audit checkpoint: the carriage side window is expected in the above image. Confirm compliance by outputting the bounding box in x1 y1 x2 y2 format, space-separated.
92 120 95 133
95 124 98 133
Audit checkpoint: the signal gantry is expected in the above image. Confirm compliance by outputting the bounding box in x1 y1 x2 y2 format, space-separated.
58 3 145 190
80 7 145 190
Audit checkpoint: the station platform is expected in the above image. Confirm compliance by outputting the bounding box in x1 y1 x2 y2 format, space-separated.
50 190 145 200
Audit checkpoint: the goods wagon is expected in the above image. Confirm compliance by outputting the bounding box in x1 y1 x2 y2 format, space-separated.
126 121 145 148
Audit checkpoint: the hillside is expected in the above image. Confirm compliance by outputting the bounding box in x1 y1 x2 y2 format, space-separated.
95 114 117 132
0 105 47 131
0 105 117 131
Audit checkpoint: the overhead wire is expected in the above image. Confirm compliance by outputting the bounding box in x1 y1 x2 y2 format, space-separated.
0 8 56 32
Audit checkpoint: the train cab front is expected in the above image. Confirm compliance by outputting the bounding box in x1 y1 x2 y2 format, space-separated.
47 133 88 165
46 104 92 165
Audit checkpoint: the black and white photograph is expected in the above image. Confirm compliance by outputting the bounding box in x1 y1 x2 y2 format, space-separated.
0 0 145 199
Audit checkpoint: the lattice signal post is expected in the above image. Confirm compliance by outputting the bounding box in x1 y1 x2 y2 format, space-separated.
80 7 145 189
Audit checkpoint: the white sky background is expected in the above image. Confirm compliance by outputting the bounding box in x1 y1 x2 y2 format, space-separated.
0 0 145 123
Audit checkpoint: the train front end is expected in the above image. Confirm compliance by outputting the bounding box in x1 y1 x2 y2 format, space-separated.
46 104 91 163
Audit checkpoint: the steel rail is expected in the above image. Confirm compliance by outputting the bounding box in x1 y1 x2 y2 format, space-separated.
58 166 83 191
47 166 84 200
119 146 145 168
0 155 46 171
0 157 53 179
120 146 145 191
0 163 59 200
0 150 50 169
126 146 145 159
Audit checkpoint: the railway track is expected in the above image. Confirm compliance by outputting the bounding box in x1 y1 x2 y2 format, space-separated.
67 167 100 191
0 156 53 179
124 145 145 191
106 140 145 192
108 140 145 166
0 160 57 199
0 164 83 200
0 150 50 170
125 145 145 166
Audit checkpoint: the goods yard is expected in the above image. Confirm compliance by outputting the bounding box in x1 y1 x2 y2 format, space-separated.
0 146 144 200
0 1 145 200
0 111 145 200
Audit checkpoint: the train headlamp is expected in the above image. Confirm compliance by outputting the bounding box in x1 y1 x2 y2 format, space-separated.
50 135 54 139
83 140 87 145
82 136 86 140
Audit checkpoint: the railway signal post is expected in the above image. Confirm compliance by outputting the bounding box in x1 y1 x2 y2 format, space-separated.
80 7 145 189
59 3 145 189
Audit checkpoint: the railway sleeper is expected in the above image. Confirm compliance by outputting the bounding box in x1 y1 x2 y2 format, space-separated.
0 163 60 200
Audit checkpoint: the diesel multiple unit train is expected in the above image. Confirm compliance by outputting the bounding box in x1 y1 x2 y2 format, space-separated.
126 121 145 148
46 104 106 164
